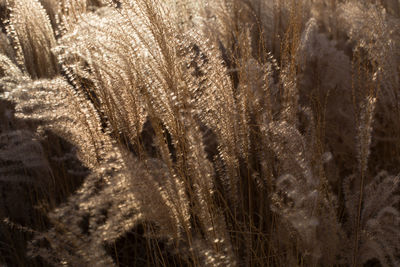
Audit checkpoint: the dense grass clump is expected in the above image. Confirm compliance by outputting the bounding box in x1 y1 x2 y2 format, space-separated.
0 0 399 266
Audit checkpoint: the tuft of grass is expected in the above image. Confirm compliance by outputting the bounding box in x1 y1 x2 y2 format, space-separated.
0 0 399 266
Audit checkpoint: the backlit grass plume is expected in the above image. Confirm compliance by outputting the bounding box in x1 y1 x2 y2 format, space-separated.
0 0 399 266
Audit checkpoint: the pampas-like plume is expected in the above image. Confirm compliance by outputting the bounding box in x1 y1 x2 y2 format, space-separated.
1 0 400 266
263 120 321 261
4 76 110 168
5 0 58 78
344 171 400 267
